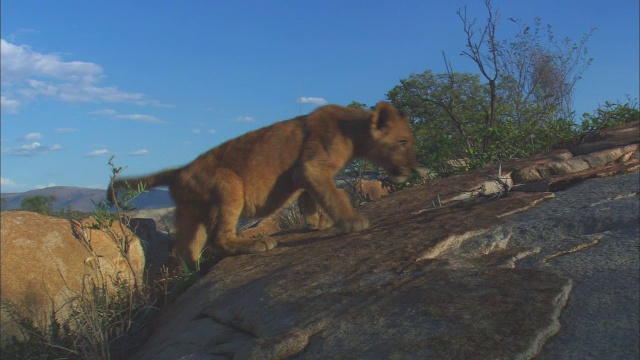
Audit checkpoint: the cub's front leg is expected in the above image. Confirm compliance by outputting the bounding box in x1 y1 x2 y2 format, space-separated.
298 190 334 230
300 175 369 233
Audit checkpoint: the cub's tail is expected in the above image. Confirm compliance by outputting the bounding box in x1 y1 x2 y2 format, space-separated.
107 168 180 204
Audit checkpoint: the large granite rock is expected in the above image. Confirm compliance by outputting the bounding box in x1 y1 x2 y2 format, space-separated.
0 213 146 345
135 122 639 359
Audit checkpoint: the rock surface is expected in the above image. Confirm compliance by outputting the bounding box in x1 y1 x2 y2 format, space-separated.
135 122 639 359
0 212 146 345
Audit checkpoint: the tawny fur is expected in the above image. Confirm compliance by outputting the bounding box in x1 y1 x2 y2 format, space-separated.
108 102 418 267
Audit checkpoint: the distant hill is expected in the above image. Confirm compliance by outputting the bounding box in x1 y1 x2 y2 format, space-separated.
1 186 174 212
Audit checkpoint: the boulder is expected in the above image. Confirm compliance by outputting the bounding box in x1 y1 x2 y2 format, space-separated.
129 207 176 235
129 217 171 279
134 123 639 358
0 212 145 345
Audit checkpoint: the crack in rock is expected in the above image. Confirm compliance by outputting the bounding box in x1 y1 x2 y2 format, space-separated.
242 320 329 360
416 229 490 261
543 234 605 264
496 193 556 218
588 192 639 207
524 279 574 359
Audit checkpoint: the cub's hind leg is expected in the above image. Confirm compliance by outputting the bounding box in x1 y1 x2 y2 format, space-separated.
209 169 278 257
298 191 334 230
171 207 208 269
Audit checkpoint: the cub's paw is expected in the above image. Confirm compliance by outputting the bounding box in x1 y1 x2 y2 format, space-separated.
306 213 334 231
249 236 278 253
316 215 334 230
337 213 370 233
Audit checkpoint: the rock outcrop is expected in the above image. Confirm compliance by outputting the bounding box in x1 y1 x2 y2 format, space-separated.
0 213 146 345
135 122 639 359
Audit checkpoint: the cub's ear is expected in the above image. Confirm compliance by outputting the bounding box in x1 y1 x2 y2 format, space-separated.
371 101 397 137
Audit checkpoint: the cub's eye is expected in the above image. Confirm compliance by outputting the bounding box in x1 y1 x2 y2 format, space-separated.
399 140 408 146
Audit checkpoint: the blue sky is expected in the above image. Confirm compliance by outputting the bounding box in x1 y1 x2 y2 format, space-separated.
1 0 638 193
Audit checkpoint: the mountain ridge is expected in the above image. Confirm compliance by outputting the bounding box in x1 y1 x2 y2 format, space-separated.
1 186 174 212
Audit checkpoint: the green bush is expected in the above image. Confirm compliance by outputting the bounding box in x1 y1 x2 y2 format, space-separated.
20 195 56 215
579 97 640 132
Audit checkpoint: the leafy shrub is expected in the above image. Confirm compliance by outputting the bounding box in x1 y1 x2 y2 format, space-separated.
20 195 56 215
579 97 640 132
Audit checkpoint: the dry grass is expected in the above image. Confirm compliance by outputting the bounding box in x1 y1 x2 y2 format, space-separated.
275 205 306 230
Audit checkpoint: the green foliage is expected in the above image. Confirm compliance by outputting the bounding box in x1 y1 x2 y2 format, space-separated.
51 206 90 220
387 70 490 176
580 97 640 132
346 100 368 109
386 6 594 179
387 68 587 178
20 195 56 215
18 196 88 219
90 156 146 232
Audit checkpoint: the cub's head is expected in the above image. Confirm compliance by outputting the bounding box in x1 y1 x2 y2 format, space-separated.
368 102 418 183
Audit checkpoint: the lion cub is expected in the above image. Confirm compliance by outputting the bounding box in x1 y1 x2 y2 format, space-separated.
109 102 417 267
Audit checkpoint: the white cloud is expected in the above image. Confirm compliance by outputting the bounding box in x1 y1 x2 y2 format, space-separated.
1 177 16 186
89 109 118 116
22 142 41 150
90 109 167 124
35 182 57 189
1 40 102 84
1 95 20 114
297 97 327 105
128 149 149 156
0 39 171 111
84 184 106 189
26 79 58 96
192 127 216 134
114 114 166 124
233 116 255 122
55 127 79 133
2 142 63 156
86 149 111 157
24 132 43 141
0 177 29 192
